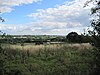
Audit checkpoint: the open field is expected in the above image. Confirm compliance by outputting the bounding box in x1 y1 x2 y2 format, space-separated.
2 43 93 51
0 43 95 75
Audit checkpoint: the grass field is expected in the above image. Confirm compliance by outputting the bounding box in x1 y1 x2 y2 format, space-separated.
0 43 95 75
2 43 92 51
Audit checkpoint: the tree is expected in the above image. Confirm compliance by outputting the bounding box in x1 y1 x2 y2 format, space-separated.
84 0 100 74
66 32 80 43
84 0 100 48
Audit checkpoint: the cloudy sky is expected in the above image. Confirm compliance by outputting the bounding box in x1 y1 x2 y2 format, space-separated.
0 0 91 35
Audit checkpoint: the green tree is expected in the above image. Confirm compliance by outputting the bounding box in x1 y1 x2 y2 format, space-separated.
66 32 80 43
84 0 100 48
84 0 100 75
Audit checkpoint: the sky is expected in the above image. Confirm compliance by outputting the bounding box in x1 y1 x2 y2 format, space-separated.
0 0 92 35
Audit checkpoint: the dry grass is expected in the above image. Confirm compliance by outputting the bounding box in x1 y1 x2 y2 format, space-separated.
68 43 93 49
2 43 93 53
2 43 62 53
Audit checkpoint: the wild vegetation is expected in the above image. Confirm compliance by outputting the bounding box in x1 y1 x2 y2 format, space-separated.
84 0 100 74
0 43 95 75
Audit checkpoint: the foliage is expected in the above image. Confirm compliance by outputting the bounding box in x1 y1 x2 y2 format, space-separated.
0 43 94 75
84 0 100 74
84 0 100 48
66 32 79 43
0 35 66 44
0 12 5 22
66 32 91 43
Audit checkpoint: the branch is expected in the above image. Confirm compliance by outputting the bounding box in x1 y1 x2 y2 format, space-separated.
0 12 5 22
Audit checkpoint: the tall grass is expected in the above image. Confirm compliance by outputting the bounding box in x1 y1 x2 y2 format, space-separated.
0 43 94 75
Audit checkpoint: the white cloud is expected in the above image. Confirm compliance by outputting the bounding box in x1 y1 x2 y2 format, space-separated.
0 0 42 13
0 0 92 35
0 0 42 6
29 0 89 20
27 0 91 35
0 6 13 13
